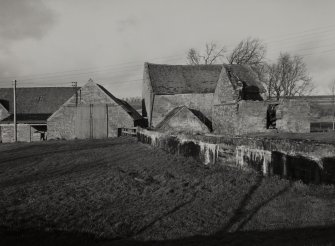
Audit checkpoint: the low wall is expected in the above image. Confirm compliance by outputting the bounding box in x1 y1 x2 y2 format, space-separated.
137 128 335 184
137 129 218 165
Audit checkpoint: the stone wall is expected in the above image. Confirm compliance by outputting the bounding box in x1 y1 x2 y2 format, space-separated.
236 101 270 135
217 136 335 184
212 103 238 135
66 80 118 107
157 107 210 134
47 80 136 140
137 128 335 184
276 99 310 133
213 68 238 105
107 105 135 137
137 128 218 165
213 101 269 136
152 93 213 127
142 63 153 121
0 124 39 143
47 106 77 139
213 99 310 135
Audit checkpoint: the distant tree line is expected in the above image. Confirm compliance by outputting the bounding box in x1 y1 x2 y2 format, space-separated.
186 38 314 99
122 96 142 111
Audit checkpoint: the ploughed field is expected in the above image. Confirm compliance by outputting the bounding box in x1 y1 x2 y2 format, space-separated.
0 137 335 245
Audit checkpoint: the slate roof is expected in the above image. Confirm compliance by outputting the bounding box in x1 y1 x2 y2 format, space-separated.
0 87 76 114
1 114 51 124
97 84 143 121
0 87 75 123
223 64 266 93
146 63 222 95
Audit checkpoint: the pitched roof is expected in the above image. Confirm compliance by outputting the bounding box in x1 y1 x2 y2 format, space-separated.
146 63 222 95
223 64 266 93
155 106 212 131
97 84 143 121
0 87 76 114
1 114 51 124
155 106 185 129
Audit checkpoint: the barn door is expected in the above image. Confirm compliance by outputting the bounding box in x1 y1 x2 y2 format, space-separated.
74 105 91 139
92 105 108 139
74 104 108 139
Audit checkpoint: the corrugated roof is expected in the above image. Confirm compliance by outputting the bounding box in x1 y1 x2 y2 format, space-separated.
223 64 266 93
147 63 222 95
0 87 76 114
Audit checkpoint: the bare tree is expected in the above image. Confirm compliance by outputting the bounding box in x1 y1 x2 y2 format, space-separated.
227 37 267 66
186 48 201 65
267 53 313 100
187 38 266 67
227 37 268 88
186 42 225 65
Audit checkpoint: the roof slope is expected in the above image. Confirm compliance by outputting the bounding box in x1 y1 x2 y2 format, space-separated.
147 63 222 95
0 87 76 114
97 84 143 121
1 114 51 124
223 64 266 93
155 106 212 132
155 106 184 129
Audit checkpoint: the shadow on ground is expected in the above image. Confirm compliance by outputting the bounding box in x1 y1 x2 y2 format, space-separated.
2 175 333 246
1 138 334 245
1 224 335 246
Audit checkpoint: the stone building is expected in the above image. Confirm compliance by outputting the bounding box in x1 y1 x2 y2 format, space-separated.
142 63 310 135
142 63 222 127
47 79 143 140
0 87 75 143
213 64 310 135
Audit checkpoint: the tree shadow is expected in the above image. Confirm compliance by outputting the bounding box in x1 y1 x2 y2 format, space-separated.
1 224 335 246
133 191 199 237
220 174 264 233
218 174 292 233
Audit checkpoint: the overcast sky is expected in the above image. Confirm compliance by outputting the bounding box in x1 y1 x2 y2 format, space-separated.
0 0 335 97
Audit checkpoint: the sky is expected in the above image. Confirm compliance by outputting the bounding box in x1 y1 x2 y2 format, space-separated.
0 0 335 97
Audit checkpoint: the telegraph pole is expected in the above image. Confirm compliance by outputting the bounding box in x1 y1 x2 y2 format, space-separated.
332 80 335 131
12 80 17 142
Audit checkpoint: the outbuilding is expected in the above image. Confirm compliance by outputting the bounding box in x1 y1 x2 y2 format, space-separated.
47 79 144 139
0 87 75 142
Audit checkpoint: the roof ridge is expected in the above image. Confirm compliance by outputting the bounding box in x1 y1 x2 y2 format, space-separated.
147 62 223 67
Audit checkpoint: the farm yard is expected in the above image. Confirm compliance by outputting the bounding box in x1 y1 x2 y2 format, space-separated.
0 137 335 245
